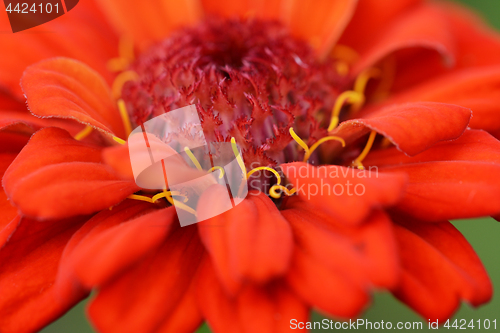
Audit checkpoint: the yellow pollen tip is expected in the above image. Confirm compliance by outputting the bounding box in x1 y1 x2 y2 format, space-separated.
112 70 139 100
327 90 364 132
117 99 133 137
184 147 203 171
247 166 281 186
335 61 350 76
113 136 126 145
74 125 93 141
269 184 297 199
352 130 377 170
304 135 346 162
231 137 247 177
208 166 225 179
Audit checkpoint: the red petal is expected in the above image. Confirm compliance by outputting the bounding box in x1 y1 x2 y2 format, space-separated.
102 143 134 180
0 110 84 136
280 162 407 225
197 187 293 289
21 58 126 138
3 127 138 219
352 4 455 75
335 102 471 156
0 1 117 97
282 205 399 289
365 129 500 167
59 202 175 290
88 225 204 333
392 217 491 321
339 0 423 54
196 259 308 333
0 216 88 333
380 66 500 132
96 0 201 50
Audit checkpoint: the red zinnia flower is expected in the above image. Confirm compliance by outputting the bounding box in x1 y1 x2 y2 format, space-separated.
1 1 500 332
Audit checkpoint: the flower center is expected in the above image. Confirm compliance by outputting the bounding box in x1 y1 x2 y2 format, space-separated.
121 18 349 169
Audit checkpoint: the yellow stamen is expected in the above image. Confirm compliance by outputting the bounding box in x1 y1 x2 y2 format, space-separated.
327 90 364 132
352 130 377 170
117 99 133 137
289 127 309 152
289 127 345 162
269 184 296 199
208 166 225 179
127 194 154 203
107 36 135 72
354 67 381 96
247 166 281 185
184 147 203 171
112 70 139 100
74 125 93 141
231 137 247 177
152 190 188 203
304 136 346 162
113 136 126 145
165 192 197 216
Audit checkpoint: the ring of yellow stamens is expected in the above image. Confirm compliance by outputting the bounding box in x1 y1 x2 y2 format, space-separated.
352 130 377 170
327 91 364 132
184 147 203 170
289 127 345 162
269 185 296 199
74 125 93 141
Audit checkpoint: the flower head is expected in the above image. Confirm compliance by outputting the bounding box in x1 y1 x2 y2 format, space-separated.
1 1 500 332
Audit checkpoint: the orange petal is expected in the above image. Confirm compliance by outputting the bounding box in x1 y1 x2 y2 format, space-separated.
0 215 88 333
88 225 204 333
197 188 293 289
282 205 399 290
339 0 423 53
285 0 358 59
3 127 139 219
95 0 201 50
352 4 455 75
392 217 491 321
377 66 500 133
0 154 18 246
338 102 471 156
201 0 282 20
102 143 134 180
21 58 126 138
0 1 118 97
280 162 407 226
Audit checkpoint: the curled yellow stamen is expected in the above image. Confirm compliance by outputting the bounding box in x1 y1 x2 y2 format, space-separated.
331 44 359 64
327 91 364 132
208 166 225 179
231 137 247 177
112 70 139 100
74 125 93 141
108 36 135 72
152 190 188 203
184 147 203 171
269 185 296 199
113 136 126 145
352 130 377 170
247 166 281 186
117 99 133 137
354 67 381 95
305 136 346 162
289 128 345 162
127 194 155 203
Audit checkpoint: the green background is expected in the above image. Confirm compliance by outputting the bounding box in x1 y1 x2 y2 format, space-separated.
40 1 500 332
